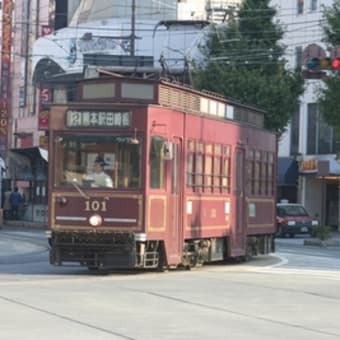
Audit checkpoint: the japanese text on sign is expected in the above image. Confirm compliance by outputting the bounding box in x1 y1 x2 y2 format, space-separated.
66 110 131 128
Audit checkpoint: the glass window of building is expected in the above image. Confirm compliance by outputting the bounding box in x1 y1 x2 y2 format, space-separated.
307 103 335 155
297 0 304 14
290 108 300 156
295 46 302 69
310 0 317 11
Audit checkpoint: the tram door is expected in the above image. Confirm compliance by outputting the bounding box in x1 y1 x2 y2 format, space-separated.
166 138 183 264
231 148 246 256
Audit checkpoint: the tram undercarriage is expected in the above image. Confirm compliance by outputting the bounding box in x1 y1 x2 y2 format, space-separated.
49 231 274 270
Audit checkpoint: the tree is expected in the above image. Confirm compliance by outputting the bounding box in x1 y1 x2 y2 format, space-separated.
193 0 303 135
319 0 340 151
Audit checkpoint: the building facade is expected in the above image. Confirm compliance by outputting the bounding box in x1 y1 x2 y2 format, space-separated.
272 0 340 229
178 0 242 22
6 0 340 229
4 0 204 222
179 0 340 230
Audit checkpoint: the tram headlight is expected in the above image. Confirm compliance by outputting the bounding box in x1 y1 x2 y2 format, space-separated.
56 196 68 206
89 214 103 227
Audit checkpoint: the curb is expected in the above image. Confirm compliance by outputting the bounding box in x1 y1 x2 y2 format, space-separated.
0 220 47 230
304 239 340 247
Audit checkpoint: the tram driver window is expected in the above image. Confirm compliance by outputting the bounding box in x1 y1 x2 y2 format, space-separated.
54 134 141 189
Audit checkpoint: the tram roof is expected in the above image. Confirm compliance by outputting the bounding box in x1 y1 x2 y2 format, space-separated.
76 70 267 115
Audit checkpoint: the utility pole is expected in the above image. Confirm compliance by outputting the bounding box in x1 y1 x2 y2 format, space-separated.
130 0 136 57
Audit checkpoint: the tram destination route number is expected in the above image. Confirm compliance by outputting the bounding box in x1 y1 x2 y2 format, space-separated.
66 110 131 128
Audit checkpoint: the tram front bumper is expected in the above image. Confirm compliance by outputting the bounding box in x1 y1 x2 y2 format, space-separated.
49 231 137 269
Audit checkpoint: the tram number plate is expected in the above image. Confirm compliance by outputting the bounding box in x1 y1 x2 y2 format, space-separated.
301 227 308 232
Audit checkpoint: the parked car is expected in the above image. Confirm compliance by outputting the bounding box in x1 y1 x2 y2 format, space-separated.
276 203 319 238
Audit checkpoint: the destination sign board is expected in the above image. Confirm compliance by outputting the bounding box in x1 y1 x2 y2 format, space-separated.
66 110 131 128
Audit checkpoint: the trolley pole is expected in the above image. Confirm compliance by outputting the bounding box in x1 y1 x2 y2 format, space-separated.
130 0 136 57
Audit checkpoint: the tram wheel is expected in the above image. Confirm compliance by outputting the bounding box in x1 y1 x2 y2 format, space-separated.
156 245 168 272
276 226 284 238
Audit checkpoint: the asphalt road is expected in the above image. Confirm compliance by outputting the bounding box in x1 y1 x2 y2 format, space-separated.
1 229 340 340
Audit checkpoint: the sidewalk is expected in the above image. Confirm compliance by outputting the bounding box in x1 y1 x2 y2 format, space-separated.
0 226 47 259
0 219 47 230
304 231 340 247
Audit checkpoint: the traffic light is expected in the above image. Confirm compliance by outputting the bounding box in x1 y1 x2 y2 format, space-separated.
331 58 340 69
306 57 340 70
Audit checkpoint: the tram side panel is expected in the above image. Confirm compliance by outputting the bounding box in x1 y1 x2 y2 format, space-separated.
183 114 244 260
243 128 277 255
180 113 276 261
145 107 185 267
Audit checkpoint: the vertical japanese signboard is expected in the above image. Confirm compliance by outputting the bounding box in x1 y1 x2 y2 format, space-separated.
0 0 13 157
38 23 53 134
38 87 52 130
38 22 53 140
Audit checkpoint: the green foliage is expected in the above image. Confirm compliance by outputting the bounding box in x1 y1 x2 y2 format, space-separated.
322 0 340 45
193 0 304 134
319 72 340 145
312 225 332 241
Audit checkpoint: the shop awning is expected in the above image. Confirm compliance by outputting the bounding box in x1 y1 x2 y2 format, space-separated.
278 157 299 186
0 156 5 169
10 147 48 163
9 147 48 181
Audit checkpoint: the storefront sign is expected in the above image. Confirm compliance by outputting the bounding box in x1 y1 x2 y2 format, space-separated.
41 25 53 37
66 110 131 128
299 159 318 173
0 0 13 157
39 88 52 130
39 135 48 149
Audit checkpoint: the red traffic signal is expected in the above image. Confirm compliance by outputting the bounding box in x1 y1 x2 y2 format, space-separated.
331 58 340 69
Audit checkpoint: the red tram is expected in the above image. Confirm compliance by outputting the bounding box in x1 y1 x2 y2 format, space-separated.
47 75 277 270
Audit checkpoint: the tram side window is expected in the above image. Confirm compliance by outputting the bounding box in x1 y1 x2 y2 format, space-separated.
150 137 165 189
213 144 221 191
221 145 231 192
261 152 268 195
254 151 261 195
186 140 195 188
195 142 204 191
267 152 274 195
204 143 213 191
195 154 203 190
248 150 255 195
248 150 274 196
187 154 194 187
186 140 204 191
204 155 213 188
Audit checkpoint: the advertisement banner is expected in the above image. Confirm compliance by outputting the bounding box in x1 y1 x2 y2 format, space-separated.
38 88 52 130
0 0 13 157
41 25 53 37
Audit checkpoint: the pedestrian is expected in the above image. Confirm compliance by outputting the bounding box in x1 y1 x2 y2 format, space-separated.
9 187 23 220
3 190 11 220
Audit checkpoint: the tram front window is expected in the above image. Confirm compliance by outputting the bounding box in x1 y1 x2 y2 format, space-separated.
54 134 141 189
